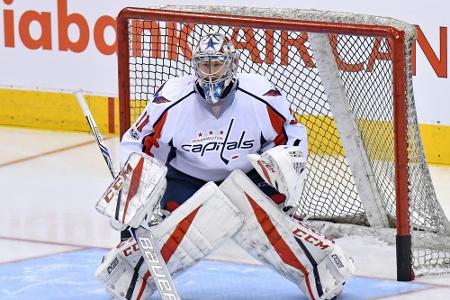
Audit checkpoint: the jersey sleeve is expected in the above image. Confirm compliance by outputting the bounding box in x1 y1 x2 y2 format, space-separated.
120 101 171 166
260 87 308 157
120 76 195 166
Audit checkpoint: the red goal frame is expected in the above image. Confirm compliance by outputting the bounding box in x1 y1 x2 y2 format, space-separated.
116 7 412 281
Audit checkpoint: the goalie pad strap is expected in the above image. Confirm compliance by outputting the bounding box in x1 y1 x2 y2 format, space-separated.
127 256 146 299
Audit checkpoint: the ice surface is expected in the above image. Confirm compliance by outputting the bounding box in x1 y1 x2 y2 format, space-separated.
0 127 449 299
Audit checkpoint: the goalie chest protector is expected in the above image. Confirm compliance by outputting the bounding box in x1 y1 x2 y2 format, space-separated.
121 73 307 182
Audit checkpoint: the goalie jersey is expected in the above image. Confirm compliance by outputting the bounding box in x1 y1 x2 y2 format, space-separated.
121 73 307 182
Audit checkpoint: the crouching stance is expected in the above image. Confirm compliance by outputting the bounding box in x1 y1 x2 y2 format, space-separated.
95 152 353 299
95 153 244 299
241 145 355 299
221 170 354 300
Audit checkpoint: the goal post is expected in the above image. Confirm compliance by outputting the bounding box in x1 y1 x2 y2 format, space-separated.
116 6 450 281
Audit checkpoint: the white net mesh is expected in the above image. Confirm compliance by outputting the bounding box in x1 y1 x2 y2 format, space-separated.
118 6 450 276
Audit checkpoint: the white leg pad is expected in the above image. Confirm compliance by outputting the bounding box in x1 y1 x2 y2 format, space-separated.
220 170 354 300
96 239 153 300
96 181 244 299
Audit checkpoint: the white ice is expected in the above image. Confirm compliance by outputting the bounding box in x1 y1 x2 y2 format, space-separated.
0 126 449 299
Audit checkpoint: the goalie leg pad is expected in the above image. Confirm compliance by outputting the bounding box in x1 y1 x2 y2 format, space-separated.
291 219 355 299
220 170 354 300
96 181 244 299
96 239 153 300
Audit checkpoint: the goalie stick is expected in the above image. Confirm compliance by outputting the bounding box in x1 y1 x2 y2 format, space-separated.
74 91 116 177
74 90 181 300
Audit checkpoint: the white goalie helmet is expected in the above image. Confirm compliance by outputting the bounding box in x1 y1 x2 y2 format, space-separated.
192 32 239 104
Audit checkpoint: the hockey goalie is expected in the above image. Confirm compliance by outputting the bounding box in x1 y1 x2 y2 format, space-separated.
95 32 354 299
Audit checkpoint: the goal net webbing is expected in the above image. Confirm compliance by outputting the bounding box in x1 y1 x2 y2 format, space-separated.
117 6 450 276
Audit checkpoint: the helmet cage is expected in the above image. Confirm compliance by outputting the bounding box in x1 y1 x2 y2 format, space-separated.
192 33 238 104
194 54 231 85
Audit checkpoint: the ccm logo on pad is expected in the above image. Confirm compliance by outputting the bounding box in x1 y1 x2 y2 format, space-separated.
103 163 133 203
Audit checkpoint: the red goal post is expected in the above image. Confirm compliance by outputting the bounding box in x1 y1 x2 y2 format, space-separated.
116 6 450 281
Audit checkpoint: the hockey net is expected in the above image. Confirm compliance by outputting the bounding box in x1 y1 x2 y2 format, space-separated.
116 6 450 278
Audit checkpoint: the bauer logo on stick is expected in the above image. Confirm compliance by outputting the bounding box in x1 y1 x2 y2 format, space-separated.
138 235 179 299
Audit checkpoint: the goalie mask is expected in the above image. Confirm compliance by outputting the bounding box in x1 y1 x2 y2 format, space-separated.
192 33 239 104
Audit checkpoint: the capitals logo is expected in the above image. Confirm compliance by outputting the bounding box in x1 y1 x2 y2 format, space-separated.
181 119 255 164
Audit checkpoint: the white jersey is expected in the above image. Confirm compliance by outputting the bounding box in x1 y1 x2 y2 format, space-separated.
121 73 307 182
